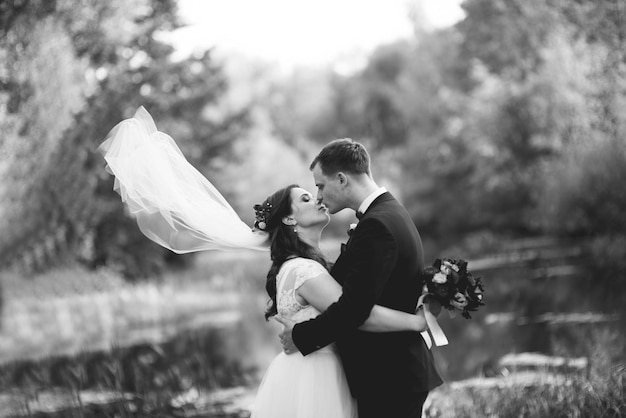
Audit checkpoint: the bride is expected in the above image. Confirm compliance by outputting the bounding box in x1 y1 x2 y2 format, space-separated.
99 107 429 418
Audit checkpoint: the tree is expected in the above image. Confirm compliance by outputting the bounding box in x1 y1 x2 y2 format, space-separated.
305 0 626 242
0 0 251 278
404 0 626 237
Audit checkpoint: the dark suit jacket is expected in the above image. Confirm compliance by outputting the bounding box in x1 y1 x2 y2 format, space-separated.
292 192 442 397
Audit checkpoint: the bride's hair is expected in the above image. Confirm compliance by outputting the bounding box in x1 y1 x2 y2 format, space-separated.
257 184 329 320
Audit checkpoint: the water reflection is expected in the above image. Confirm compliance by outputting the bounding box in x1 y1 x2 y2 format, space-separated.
0 270 268 416
0 324 260 417
430 237 624 381
0 282 242 364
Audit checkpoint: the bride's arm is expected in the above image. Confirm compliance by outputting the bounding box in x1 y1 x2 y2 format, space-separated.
296 272 426 333
360 304 426 332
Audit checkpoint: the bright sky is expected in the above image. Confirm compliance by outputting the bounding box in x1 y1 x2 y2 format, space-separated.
167 0 464 72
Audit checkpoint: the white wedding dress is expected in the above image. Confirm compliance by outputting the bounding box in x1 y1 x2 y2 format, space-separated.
250 257 357 418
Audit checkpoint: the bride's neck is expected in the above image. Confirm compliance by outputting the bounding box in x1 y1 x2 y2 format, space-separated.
297 227 322 249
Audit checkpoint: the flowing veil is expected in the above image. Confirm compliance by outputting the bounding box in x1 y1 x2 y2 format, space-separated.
98 107 269 254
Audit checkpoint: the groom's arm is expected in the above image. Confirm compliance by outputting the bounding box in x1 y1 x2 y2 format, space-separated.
292 219 397 355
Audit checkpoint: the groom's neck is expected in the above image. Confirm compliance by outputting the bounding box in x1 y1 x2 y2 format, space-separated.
348 175 379 210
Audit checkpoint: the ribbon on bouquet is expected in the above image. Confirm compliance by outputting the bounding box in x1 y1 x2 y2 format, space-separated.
417 294 449 349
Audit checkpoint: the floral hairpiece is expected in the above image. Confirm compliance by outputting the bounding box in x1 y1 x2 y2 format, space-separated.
253 201 273 231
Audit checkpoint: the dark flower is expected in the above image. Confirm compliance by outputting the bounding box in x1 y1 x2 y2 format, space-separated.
422 258 485 319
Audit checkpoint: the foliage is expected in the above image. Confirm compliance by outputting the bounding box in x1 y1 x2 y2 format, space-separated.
458 0 563 78
139 0 626 251
434 371 626 418
539 138 626 236
0 0 251 278
276 0 626 245
0 331 255 417
425 327 626 418
2 0 625 280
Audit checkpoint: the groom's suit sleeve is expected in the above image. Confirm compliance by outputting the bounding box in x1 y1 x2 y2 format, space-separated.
292 217 397 355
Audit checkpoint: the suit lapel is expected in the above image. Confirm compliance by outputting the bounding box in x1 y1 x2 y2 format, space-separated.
332 192 395 283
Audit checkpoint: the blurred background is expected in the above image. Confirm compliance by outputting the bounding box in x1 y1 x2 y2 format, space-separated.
0 0 625 416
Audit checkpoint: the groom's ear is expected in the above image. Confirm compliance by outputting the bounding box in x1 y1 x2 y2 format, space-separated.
337 172 348 186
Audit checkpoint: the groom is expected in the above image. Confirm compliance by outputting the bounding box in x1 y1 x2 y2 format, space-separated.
278 139 442 418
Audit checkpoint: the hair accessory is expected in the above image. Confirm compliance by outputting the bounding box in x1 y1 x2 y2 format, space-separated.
253 201 273 230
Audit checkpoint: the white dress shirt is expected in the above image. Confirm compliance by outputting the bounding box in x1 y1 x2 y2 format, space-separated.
357 187 387 217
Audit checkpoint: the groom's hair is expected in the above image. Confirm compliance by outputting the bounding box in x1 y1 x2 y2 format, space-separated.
309 138 370 176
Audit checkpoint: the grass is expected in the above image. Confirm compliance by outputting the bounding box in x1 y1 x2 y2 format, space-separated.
425 366 625 418
425 326 626 418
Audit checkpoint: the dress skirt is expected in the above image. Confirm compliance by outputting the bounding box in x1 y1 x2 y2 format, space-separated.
250 346 357 418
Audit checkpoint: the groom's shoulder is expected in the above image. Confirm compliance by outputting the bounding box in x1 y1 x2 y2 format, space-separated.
366 204 408 229
369 192 396 210
370 196 415 228
371 193 406 215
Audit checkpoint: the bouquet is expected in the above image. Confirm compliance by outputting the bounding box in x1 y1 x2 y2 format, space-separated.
422 258 484 319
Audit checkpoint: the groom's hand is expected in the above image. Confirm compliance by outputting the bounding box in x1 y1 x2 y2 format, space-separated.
274 316 299 355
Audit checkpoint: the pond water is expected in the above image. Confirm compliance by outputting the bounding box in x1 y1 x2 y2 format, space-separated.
431 237 623 380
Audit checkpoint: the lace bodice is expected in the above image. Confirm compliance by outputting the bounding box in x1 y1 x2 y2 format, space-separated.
276 258 328 323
